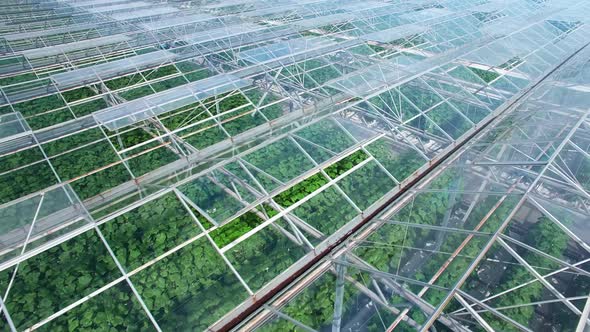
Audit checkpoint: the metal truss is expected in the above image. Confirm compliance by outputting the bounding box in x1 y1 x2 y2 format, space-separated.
1 0 590 331
242 27 590 332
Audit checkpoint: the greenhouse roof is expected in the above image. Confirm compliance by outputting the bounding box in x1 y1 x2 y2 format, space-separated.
243 34 590 332
361 24 427 43
85 1 153 13
181 22 263 44
138 13 216 30
0 0 589 331
2 23 99 40
51 49 177 88
293 13 357 28
237 37 335 64
0 112 30 141
93 73 250 130
21 34 131 59
65 0 127 7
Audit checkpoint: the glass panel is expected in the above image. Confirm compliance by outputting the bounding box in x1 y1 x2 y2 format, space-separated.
399 80 443 112
426 102 473 139
294 118 356 153
37 281 155 331
243 138 315 183
225 224 306 291
69 163 133 200
0 230 121 330
100 192 201 271
365 138 426 181
368 88 422 122
337 160 396 210
0 146 58 204
292 185 358 235
131 237 249 330
272 272 356 330
179 175 247 223
0 185 91 264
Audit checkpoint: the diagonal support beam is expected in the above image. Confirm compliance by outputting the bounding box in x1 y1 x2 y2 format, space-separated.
500 234 590 278
577 294 590 332
456 290 533 332
453 293 494 332
496 237 583 316
527 196 590 253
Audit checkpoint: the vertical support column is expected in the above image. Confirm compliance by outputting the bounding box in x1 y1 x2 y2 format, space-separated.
332 262 347 332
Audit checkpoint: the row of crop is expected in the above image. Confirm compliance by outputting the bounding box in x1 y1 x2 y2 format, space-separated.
1 89 285 205
0 127 113 204
0 131 428 330
0 72 37 87
42 127 132 201
3 87 103 130
1 61 211 131
57 125 184 199
0 146 57 204
179 148 371 252
107 127 179 177
0 190 229 331
0 123 183 205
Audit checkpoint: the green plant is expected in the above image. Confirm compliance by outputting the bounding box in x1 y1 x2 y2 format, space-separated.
210 211 264 248
61 87 97 103
426 102 473 139
12 94 65 117
469 67 500 83
366 139 425 180
0 147 57 204
37 282 153 331
0 230 120 330
0 72 37 87
100 193 201 270
324 150 368 178
131 237 248 330
483 216 569 331
69 98 108 117
225 219 306 291
257 273 356 331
